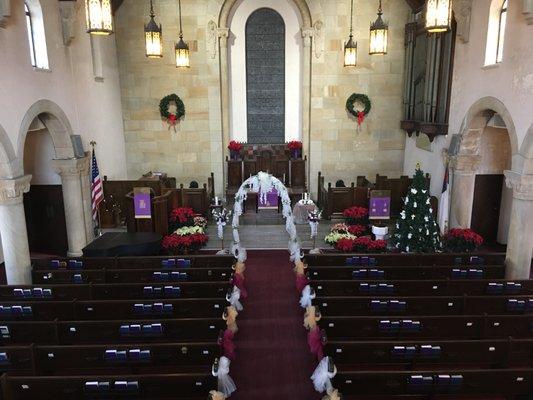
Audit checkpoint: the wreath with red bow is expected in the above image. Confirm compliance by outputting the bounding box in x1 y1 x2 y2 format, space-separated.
159 94 185 130
346 93 371 129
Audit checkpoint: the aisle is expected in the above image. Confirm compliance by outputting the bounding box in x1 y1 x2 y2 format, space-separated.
231 250 320 400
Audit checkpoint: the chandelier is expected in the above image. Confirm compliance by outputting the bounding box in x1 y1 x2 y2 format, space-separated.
369 0 388 55
175 0 190 68
344 0 357 67
425 0 453 33
85 0 113 35
145 0 163 58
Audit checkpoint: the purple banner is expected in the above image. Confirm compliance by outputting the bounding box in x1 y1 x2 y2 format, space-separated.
369 196 391 220
134 188 152 219
258 188 279 209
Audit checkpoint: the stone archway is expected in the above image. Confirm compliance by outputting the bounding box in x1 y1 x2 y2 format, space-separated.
0 123 15 179
216 0 315 189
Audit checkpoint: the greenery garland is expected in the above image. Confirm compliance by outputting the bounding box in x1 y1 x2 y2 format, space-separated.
159 93 185 124
346 93 371 119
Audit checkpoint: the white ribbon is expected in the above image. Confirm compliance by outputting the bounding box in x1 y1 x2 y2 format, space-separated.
309 221 319 238
212 356 237 397
226 286 243 311
311 356 337 393
300 285 316 308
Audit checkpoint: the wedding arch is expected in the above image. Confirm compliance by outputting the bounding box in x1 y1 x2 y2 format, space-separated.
231 171 301 262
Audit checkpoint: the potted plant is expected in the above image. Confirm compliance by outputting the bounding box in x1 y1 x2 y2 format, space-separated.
287 141 303 159
342 206 369 225
169 207 195 231
443 228 483 253
335 237 387 253
228 141 243 160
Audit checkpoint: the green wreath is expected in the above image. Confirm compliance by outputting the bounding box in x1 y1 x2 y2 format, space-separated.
159 93 185 125
346 93 371 119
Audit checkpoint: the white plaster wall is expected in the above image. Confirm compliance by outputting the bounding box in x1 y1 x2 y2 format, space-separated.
228 0 302 142
404 0 533 194
0 0 126 179
23 129 61 185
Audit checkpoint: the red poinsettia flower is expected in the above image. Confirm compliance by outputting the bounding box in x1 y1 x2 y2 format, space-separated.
228 141 243 152
443 228 483 252
348 224 367 236
334 236 387 253
170 207 195 223
287 141 303 150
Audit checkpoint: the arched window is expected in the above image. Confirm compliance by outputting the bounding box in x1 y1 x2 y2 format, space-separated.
24 1 49 69
496 0 508 63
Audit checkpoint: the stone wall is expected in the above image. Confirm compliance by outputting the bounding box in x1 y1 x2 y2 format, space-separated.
115 0 410 195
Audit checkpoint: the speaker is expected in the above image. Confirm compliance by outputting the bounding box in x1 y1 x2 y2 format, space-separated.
448 134 462 156
70 135 85 158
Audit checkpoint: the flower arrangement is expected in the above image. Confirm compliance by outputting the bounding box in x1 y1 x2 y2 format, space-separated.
342 206 369 224
331 223 350 233
347 224 368 236
325 231 356 246
194 216 207 229
175 226 205 236
228 141 243 152
162 232 209 254
443 228 483 253
169 207 195 230
287 141 303 150
335 237 387 253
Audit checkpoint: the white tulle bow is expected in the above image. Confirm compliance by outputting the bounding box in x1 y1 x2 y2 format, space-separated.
226 286 243 311
311 356 337 393
212 356 237 397
300 285 316 308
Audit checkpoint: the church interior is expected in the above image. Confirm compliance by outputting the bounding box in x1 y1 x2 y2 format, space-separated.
0 0 532 398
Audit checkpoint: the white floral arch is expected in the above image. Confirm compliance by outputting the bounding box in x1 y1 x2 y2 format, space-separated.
231 171 301 262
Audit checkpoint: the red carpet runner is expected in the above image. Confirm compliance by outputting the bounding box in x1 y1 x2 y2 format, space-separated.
231 250 321 400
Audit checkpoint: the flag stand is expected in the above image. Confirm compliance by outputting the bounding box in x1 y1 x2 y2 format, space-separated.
90 141 104 238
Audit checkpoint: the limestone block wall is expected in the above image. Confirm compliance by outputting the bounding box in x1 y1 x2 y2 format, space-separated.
115 0 410 196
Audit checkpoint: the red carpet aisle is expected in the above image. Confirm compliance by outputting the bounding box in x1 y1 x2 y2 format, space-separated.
231 250 320 400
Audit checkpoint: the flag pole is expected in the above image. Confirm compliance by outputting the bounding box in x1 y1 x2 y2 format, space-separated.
90 141 103 237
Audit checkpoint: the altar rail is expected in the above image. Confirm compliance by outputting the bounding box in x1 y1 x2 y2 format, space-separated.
317 171 437 219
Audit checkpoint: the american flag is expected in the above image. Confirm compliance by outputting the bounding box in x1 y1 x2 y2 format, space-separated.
91 148 104 221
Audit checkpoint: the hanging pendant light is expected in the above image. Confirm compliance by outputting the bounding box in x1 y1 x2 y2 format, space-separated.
145 0 163 58
425 0 453 33
85 0 113 35
369 0 388 55
344 0 357 67
175 0 190 68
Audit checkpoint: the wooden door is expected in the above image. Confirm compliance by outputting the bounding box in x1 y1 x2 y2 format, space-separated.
23 185 68 255
471 174 503 244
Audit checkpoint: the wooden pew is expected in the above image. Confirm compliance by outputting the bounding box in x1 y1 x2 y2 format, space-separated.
0 321 57 345
324 338 533 369
308 264 506 280
0 299 229 321
104 268 233 284
310 279 533 297
0 346 34 376
31 269 106 285
332 369 533 398
1 372 217 399
0 282 230 301
34 343 221 375
304 253 506 267
314 295 533 316
319 314 533 340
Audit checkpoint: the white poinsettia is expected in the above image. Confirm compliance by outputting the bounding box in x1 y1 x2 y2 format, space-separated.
175 226 204 236
324 232 356 245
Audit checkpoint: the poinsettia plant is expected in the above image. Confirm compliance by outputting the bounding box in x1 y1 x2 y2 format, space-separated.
162 232 209 254
443 228 483 253
335 237 387 253
343 206 369 225
287 141 303 150
228 141 243 152
169 207 195 231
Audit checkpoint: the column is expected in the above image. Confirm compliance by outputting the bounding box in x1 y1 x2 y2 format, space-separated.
301 28 313 195
503 170 533 279
449 154 480 228
79 154 94 243
0 175 32 284
218 28 230 188
52 158 88 257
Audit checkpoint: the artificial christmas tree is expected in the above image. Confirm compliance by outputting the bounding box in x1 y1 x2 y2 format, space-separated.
393 165 441 253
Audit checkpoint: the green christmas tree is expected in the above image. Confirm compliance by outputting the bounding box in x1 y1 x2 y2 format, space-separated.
393 166 441 253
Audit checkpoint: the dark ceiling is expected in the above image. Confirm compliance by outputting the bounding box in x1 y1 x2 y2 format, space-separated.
59 0 426 14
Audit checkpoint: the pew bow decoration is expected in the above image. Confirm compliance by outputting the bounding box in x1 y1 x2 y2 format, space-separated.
226 286 243 311
219 328 236 360
311 356 337 393
223 306 239 334
231 270 247 299
300 285 316 309
346 93 371 131
294 258 309 293
159 93 185 132
212 208 231 240
208 391 227 400
212 357 237 397
322 389 342 400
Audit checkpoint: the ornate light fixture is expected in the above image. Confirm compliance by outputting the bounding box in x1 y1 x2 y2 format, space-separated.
344 0 357 67
145 0 163 58
369 0 388 55
175 0 190 68
85 0 113 35
425 0 453 33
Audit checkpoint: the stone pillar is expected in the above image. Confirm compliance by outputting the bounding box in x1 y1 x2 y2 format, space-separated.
0 175 32 284
218 28 230 188
52 158 88 257
301 28 313 195
503 170 533 279
79 154 94 243
449 154 480 228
